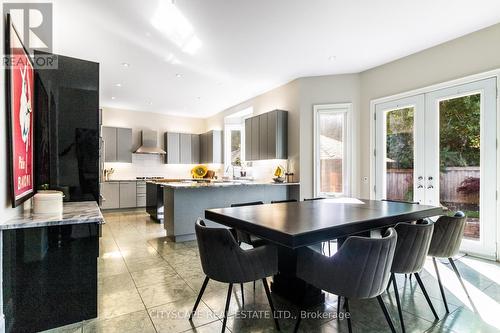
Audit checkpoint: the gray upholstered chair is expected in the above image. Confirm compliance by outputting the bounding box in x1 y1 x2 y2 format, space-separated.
230 201 265 247
388 220 438 333
428 211 471 313
189 219 280 332
294 228 398 333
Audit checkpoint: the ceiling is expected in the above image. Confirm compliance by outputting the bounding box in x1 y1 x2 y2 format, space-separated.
52 0 500 118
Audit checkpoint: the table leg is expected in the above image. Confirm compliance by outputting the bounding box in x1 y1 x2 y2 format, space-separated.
270 245 325 307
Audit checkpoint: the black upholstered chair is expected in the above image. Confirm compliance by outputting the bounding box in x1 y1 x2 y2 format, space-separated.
428 211 471 313
230 201 265 247
271 199 298 204
294 229 398 333
189 219 280 332
388 220 438 333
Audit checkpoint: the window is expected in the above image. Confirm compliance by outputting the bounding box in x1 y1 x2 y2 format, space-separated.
224 107 253 174
314 104 352 197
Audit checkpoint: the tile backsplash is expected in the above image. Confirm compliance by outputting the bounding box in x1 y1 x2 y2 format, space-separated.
104 154 290 182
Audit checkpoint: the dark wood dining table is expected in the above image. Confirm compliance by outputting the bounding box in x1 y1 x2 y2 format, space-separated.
205 198 443 306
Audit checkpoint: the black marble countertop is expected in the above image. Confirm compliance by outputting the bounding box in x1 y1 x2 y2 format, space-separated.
1 201 105 230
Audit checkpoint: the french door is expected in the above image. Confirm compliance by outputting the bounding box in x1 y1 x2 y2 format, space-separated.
375 78 497 258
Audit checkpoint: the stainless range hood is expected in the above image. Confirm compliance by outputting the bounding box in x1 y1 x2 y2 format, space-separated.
134 130 166 155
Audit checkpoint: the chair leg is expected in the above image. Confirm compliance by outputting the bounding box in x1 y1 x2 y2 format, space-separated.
293 311 302 333
344 297 353 333
432 257 449 313
240 283 245 307
336 295 341 318
386 276 393 293
253 280 256 291
414 273 439 320
328 241 331 257
392 274 406 333
377 295 396 333
448 258 475 307
262 278 280 331
189 276 209 320
221 283 233 333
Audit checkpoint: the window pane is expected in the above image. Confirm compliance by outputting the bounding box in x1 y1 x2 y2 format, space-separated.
230 130 241 165
439 94 480 240
319 112 344 194
385 108 414 201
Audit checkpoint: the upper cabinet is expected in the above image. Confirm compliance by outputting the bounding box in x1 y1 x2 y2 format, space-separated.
102 126 132 163
200 130 224 164
164 132 203 164
244 110 288 161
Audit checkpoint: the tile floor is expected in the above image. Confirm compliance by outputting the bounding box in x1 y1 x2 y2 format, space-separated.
42 209 500 333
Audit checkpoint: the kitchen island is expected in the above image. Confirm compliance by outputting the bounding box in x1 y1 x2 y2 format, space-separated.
160 181 300 242
1 201 104 333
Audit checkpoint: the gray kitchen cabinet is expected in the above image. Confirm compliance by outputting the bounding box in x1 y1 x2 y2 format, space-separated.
198 130 223 164
165 132 180 164
119 182 137 208
245 118 252 161
102 126 132 163
100 182 119 209
102 127 117 162
191 134 200 164
268 110 288 159
117 128 132 163
244 110 288 161
136 181 146 207
251 117 260 160
179 133 192 164
259 113 268 160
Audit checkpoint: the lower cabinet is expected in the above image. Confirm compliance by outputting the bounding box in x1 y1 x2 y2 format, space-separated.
119 182 137 208
100 182 119 209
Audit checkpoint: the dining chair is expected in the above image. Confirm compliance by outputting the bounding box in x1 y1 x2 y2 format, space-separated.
271 199 298 204
304 197 335 256
230 201 266 297
189 219 280 332
294 228 398 333
388 219 438 333
428 211 472 313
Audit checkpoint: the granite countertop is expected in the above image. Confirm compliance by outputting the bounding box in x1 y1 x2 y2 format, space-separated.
160 181 300 189
1 201 105 230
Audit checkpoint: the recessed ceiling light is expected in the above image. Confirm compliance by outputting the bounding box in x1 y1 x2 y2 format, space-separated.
328 56 337 61
176 73 183 78
111 96 116 100
121 62 130 68
114 83 122 87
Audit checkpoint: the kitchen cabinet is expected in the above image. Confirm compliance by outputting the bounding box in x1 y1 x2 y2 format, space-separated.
259 113 268 159
251 117 260 160
191 134 200 164
165 132 180 164
102 126 132 163
119 182 137 208
200 130 224 164
244 110 288 161
136 181 146 207
117 128 132 163
100 182 119 209
180 133 192 164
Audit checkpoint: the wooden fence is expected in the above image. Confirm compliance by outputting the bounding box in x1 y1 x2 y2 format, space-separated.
387 167 480 204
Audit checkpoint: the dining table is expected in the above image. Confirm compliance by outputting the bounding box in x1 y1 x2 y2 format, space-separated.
205 198 443 306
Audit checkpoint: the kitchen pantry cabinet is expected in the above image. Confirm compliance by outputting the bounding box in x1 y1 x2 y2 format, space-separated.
164 132 200 164
244 110 288 161
200 130 224 164
102 126 132 163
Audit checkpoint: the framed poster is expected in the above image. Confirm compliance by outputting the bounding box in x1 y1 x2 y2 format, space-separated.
5 14 35 207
